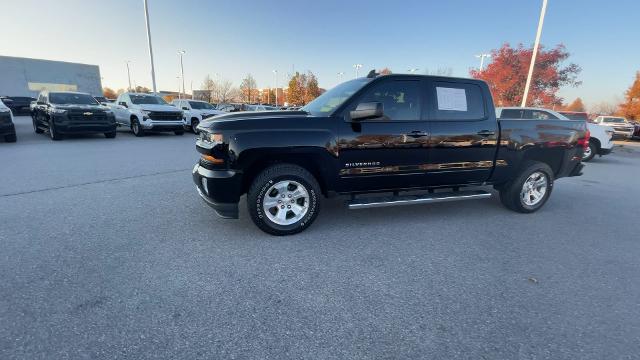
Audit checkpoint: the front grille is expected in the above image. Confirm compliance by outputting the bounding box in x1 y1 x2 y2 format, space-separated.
148 111 182 121
67 111 107 122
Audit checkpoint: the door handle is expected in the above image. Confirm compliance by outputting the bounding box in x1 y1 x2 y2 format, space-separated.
406 130 429 138
477 130 495 137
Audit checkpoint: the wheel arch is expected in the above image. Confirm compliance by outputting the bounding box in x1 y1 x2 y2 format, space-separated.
238 148 335 197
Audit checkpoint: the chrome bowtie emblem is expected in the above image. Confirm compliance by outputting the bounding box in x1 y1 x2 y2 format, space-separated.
83 112 93 116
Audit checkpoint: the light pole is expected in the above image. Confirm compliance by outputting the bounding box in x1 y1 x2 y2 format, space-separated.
176 76 181 99
407 68 419 74
337 72 345 84
353 64 363 78
475 54 491 71
521 0 548 107
272 70 278 106
126 61 132 91
143 0 157 93
178 50 186 100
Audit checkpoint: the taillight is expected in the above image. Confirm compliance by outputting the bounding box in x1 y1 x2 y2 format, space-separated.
578 130 590 149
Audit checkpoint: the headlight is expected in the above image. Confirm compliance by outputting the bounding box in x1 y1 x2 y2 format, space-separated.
200 131 223 143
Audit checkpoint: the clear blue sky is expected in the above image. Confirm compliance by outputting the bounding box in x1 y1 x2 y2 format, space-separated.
1 0 637 107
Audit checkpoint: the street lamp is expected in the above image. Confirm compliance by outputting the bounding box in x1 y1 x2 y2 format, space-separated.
143 0 157 93
178 50 186 100
521 0 548 107
272 70 278 106
475 54 491 71
353 64 363 78
407 68 419 74
176 76 181 99
125 61 132 91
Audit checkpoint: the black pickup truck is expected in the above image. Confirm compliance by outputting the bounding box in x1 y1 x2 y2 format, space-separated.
193 74 587 235
32 91 117 140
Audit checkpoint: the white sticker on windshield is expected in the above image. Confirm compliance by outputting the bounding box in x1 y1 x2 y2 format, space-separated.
436 87 467 111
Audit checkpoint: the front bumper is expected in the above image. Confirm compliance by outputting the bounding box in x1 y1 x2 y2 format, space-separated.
192 163 242 219
612 129 634 138
52 114 116 134
141 119 185 131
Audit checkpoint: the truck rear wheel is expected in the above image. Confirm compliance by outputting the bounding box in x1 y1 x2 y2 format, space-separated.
582 140 597 162
499 161 554 213
247 164 320 236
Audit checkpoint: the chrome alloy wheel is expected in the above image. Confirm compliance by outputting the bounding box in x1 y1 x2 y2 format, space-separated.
262 180 310 226
582 143 592 159
520 171 548 207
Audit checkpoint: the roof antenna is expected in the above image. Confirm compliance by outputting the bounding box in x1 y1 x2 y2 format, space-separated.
366 69 378 78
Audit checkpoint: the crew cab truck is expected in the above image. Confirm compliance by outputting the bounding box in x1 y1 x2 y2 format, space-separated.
32 91 117 140
193 74 588 235
108 93 185 137
171 99 224 134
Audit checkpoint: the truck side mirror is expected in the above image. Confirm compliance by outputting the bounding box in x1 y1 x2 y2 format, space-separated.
350 102 383 121
119 102 128 108
182 107 189 110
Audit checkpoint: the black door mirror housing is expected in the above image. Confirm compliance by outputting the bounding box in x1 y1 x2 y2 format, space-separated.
350 102 383 121
182 107 189 110
119 102 128 108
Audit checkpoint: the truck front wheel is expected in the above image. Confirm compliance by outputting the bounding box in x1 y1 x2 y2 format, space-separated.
247 164 321 236
499 161 554 213
131 119 144 137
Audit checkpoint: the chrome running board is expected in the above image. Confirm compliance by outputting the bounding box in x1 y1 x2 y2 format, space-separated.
346 190 491 210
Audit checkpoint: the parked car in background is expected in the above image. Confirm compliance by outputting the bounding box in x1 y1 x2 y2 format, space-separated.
94 96 107 104
497 107 614 162
0 96 36 115
32 91 117 140
107 93 185 137
0 98 17 142
194 75 588 235
216 104 236 112
593 116 634 139
172 99 224 134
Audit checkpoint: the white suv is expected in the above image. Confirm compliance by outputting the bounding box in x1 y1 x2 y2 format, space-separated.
496 107 614 162
107 93 185 137
172 99 224 134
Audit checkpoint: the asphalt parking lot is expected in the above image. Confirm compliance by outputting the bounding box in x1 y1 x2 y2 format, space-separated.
1 116 639 359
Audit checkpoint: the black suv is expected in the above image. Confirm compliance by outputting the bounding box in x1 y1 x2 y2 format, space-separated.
32 91 117 140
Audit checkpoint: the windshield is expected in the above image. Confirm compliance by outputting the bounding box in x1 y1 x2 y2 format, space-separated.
603 117 626 123
130 94 167 105
302 78 371 116
189 101 215 110
49 93 98 105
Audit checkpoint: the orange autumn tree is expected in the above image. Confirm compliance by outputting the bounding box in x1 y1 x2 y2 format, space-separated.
470 43 581 107
564 97 585 112
618 71 640 120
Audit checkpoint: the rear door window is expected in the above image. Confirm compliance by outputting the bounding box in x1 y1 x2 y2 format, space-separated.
499 109 524 119
432 82 485 120
525 110 558 120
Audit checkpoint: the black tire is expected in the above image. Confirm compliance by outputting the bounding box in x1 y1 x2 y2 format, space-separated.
582 140 597 162
104 131 117 139
33 117 44 134
499 161 554 213
49 121 62 141
131 118 144 137
191 118 200 134
247 164 321 236
174 130 184 136
4 134 17 142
